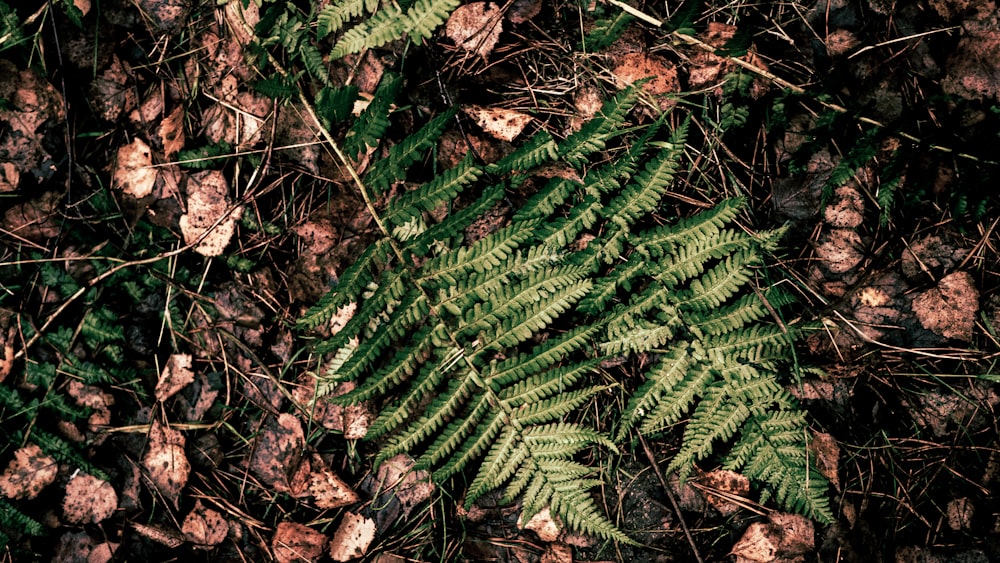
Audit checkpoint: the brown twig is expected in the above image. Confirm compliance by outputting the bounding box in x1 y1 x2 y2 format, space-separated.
638 434 705 563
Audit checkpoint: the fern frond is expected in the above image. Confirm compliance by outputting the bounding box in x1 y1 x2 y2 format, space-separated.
406 183 506 255
297 238 392 330
365 107 458 195
488 130 559 175
316 0 379 39
408 0 462 41
667 382 752 481
559 87 639 167
329 4 406 59
419 221 539 289
513 177 583 221
385 154 483 227
633 196 745 258
342 73 401 160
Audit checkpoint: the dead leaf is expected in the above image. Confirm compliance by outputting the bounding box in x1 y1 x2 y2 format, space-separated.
136 0 191 34
308 454 360 509
823 184 864 228
131 521 185 548
0 444 58 500
182 500 229 547
901 235 968 279
62 473 118 524
522 507 562 542
372 454 435 518
540 543 573 563
66 380 114 432
464 105 533 142
129 93 164 126
142 418 190 508
688 22 738 90
273 521 328 563
159 106 186 159
52 531 118 563
179 170 244 256
223 0 260 46
113 137 157 199
731 512 814 562
89 56 136 122
178 371 221 422
3 191 62 242
0 309 15 383
0 60 65 186
814 228 865 275
155 353 195 402
611 52 680 110
698 469 750 516
508 0 542 24
824 29 860 57
446 2 504 60
810 431 841 491
942 10 1000 101
329 512 376 562
911 271 979 341
947 497 974 531
250 413 306 494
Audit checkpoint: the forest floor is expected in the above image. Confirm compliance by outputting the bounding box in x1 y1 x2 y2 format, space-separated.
2 0 1000 561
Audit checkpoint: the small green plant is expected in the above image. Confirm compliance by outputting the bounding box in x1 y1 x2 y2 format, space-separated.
298 80 832 543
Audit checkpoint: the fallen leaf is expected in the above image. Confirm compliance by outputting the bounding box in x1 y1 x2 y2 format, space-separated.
142 418 190 508
731 512 814 562
508 0 542 24
179 170 244 256
810 431 841 491
113 137 157 199
52 531 118 563
0 310 16 382
911 271 979 341
540 543 573 563
611 52 680 110
155 353 195 402
159 106 186 159
250 413 306 494
522 507 562 542
0 60 65 187
823 184 864 228
814 228 865 275
464 105 533 142
372 454 435 519
136 0 190 34
182 500 229 547
0 162 19 192
2 191 62 242
62 473 118 524
698 469 750 516
272 521 327 563
223 0 260 47
308 454 360 509
66 380 114 433
131 521 185 548
89 56 136 122
947 497 974 531
0 444 58 500
329 512 376 562
446 2 504 60
901 235 968 279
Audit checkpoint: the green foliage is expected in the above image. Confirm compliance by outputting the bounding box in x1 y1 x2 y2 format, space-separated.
177 141 233 169
327 0 462 60
300 80 834 543
0 1 24 52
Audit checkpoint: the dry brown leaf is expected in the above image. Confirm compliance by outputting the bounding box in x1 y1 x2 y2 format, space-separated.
901 235 968 279
446 2 503 60
0 310 15 384
52 531 118 563
942 10 1000 101
203 90 270 148
0 60 65 186
159 106 185 159
0 444 58 500
131 521 185 548
250 413 306 494
823 184 864 228
308 454 360 509
611 52 680 110
912 271 979 341
521 507 562 542
698 469 750 516
136 0 190 34
62 473 118 525
540 543 573 563
2 191 62 242
946 497 975 531
825 29 860 57
155 353 195 402
66 380 114 432
223 0 260 46
182 500 229 547
508 0 542 24
89 56 136 122
732 513 814 562
810 431 841 491
179 170 243 256
329 512 376 562
688 22 738 90
732 522 779 562
272 521 328 563
142 418 190 508
464 105 533 142
373 454 435 518
814 228 865 275
113 137 157 199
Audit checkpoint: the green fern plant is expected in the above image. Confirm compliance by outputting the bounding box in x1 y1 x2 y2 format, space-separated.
300 78 833 543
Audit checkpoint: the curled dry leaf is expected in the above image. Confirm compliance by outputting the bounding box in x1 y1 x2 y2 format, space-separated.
814 228 865 275
62 473 118 525
823 184 864 228
912 271 979 341
521 507 562 542
131 521 185 548
155 353 195 402
329 512 376 562
946 497 975 531
308 454 360 509
0 309 14 383
372 454 435 519
611 52 680 110
272 521 327 563
142 418 190 508
250 413 306 494
731 512 814 563
113 137 157 199
446 2 503 60
182 500 229 547
810 431 841 491
0 444 58 500
464 105 533 142
179 170 243 256
698 469 750 516
159 106 186 159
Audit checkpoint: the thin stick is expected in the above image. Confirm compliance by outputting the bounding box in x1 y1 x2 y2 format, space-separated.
639 434 704 563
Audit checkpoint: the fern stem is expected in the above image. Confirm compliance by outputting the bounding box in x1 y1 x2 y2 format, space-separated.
638 435 704 563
